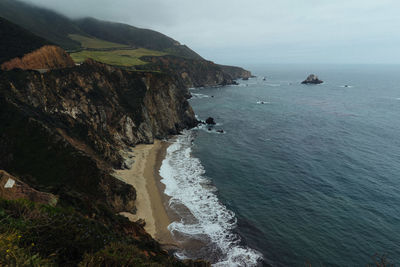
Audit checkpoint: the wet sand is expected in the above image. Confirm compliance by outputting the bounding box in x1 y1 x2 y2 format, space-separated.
114 140 177 247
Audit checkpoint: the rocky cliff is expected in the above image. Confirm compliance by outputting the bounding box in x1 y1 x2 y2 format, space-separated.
0 59 196 214
0 57 209 266
139 55 251 88
219 64 252 80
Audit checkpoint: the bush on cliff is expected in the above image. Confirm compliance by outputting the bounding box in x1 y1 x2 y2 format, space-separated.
0 198 185 266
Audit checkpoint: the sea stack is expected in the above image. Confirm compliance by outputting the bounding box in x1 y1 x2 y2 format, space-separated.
301 74 323 84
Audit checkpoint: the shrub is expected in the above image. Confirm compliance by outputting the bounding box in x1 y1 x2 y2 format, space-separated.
0 231 54 266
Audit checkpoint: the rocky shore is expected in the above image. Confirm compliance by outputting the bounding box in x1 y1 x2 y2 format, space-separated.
0 13 247 266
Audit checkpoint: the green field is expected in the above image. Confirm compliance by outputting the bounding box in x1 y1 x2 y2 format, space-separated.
68 34 129 49
70 48 167 66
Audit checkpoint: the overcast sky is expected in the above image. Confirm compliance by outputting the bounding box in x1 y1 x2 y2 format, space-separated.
21 0 400 65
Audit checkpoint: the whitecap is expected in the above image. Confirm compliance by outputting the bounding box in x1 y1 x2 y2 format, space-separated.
159 131 263 266
191 93 210 99
194 124 226 134
265 83 280 87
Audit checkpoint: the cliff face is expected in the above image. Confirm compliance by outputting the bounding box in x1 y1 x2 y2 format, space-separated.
1 45 75 71
140 55 252 88
0 59 207 266
0 59 196 214
218 64 252 80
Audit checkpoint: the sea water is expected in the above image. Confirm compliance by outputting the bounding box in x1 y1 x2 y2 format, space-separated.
160 64 400 266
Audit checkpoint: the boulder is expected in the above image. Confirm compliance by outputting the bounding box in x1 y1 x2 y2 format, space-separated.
301 74 323 84
205 117 216 125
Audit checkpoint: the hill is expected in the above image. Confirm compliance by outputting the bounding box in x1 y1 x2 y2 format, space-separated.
0 17 51 63
0 17 75 70
0 0 201 59
0 0 82 50
75 18 202 59
0 0 251 85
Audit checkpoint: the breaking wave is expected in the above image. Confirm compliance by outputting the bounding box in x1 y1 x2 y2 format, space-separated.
159 131 263 266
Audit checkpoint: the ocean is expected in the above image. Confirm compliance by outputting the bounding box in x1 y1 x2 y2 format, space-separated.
159 64 400 266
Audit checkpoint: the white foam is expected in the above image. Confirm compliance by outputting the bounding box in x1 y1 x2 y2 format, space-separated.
191 93 210 99
159 131 263 266
193 124 225 134
256 101 270 104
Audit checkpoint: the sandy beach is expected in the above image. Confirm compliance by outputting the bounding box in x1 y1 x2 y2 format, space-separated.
114 140 177 247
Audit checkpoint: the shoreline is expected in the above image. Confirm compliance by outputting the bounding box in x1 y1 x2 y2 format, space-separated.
114 139 178 248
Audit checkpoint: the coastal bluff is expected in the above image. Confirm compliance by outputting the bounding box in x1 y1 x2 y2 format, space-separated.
0 10 242 265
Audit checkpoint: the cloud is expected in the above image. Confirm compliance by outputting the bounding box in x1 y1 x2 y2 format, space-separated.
20 0 400 64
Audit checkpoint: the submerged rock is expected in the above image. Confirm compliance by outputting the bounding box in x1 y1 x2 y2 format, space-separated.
301 74 323 84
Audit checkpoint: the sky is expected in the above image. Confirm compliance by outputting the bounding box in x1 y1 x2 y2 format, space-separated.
21 0 400 65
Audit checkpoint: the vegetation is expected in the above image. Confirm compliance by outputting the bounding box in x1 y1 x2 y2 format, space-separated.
0 198 186 266
70 48 167 66
0 0 202 59
68 34 129 49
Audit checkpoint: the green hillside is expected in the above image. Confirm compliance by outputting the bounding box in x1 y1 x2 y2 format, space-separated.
0 17 51 63
75 18 202 59
0 0 202 59
68 34 129 49
70 48 167 66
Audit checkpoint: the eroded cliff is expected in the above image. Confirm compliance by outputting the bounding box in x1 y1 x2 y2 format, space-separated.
139 55 252 88
0 59 196 214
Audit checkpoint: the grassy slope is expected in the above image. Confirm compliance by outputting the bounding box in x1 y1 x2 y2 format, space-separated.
68 34 129 49
70 48 167 66
75 18 202 60
0 0 201 59
68 33 167 66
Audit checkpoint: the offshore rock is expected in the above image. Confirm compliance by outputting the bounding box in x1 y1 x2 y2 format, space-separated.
301 74 323 84
206 117 216 125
